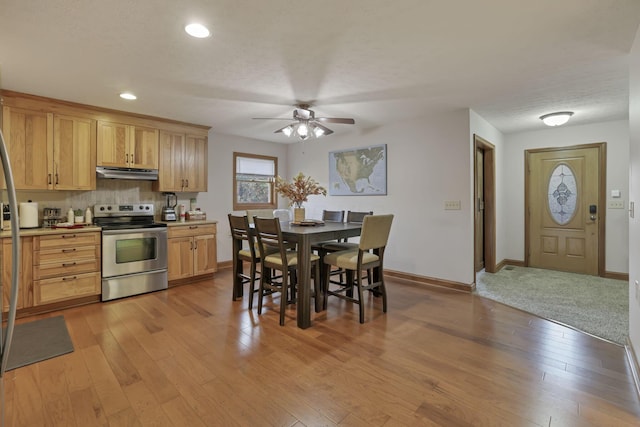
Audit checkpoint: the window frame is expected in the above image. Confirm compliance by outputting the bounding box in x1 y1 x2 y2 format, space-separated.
233 152 278 211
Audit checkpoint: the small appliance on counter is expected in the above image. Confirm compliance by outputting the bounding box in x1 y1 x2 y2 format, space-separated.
43 207 62 228
0 203 8 230
19 200 39 228
161 192 177 221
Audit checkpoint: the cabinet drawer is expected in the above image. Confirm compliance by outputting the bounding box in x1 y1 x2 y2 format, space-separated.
34 245 100 265
35 232 100 249
33 258 100 280
168 224 216 238
34 271 100 305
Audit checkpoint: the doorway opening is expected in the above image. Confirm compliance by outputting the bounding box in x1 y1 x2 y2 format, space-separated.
474 135 496 273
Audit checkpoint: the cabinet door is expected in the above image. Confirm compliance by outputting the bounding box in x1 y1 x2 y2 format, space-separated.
2 237 33 311
53 115 97 190
168 236 194 280
97 121 129 167
1 106 52 190
130 126 159 169
184 135 208 192
154 131 185 192
193 234 217 276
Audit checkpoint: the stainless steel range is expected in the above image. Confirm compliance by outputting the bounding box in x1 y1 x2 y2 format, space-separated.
94 203 168 301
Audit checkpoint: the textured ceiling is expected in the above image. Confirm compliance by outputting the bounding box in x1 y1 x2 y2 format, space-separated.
1 0 639 143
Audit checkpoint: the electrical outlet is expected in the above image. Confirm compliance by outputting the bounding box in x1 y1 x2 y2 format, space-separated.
444 200 461 210
607 200 625 209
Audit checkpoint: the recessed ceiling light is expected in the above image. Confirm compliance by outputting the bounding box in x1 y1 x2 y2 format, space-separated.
119 92 137 100
185 23 210 38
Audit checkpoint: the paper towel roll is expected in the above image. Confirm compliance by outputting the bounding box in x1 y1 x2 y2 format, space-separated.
19 201 39 228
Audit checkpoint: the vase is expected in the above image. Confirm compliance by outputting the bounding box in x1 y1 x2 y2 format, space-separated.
293 207 305 223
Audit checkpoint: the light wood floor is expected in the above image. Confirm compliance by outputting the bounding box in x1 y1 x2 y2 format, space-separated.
3 269 640 426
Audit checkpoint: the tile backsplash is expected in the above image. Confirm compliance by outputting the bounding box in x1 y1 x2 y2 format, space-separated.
2 180 199 222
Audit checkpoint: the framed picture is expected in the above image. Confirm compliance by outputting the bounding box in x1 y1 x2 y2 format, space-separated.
328 144 387 195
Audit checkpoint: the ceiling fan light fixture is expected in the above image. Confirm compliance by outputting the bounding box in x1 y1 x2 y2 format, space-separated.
282 125 294 137
296 123 309 138
312 125 325 138
540 111 573 127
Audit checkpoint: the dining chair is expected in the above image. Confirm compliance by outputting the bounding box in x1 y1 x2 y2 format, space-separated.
246 209 275 225
322 214 394 323
311 210 346 289
254 216 321 325
228 214 263 309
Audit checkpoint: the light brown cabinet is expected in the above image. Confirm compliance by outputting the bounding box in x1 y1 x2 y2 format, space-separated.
167 223 217 281
2 237 33 311
154 131 208 192
97 120 159 169
33 232 101 305
1 106 96 190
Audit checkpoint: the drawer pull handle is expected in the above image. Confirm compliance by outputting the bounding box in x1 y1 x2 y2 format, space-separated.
61 234 77 239
62 262 77 267
62 276 77 281
62 248 76 253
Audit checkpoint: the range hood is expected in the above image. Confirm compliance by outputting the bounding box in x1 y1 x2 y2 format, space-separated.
96 166 158 181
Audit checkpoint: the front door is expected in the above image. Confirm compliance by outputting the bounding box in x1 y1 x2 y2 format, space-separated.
526 144 605 275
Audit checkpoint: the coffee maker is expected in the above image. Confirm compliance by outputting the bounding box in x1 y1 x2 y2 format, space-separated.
161 192 177 221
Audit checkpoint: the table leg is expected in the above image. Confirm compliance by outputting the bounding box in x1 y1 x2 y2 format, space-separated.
296 235 312 329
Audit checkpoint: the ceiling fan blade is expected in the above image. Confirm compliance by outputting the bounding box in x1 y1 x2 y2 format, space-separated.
313 122 334 136
252 117 294 120
315 117 355 125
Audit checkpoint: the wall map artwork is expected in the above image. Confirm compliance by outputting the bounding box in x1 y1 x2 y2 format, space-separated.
328 144 387 196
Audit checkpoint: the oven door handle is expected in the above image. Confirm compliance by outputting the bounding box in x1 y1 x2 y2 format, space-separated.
102 228 167 236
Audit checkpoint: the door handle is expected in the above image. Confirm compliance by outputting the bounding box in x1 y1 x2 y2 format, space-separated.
589 204 597 221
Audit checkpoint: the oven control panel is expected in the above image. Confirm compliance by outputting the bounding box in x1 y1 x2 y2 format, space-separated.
94 204 155 217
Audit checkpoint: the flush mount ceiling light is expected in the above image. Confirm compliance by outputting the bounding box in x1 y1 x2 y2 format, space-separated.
185 23 210 38
253 105 355 141
119 92 137 100
540 111 574 127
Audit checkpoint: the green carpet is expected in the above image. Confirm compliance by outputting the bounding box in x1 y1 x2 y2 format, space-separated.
4 316 74 371
475 266 628 345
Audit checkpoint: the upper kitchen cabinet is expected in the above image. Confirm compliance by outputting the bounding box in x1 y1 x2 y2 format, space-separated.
154 131 208 192
1 106 96 190
97 121 158 170
53 114 96 190
1 106 52 190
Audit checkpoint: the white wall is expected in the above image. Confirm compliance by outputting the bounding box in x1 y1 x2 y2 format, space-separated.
628 25 640 354
198 133 288 265
469 111 507 266
503 121 630 274
286 110 475 286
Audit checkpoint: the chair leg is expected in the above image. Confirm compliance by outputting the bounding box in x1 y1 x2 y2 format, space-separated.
280 270 288 326
313 260 322 312
257 265 268 315
248 260 257 310
380 266 388 313
323 261 331 310
346 270 354 298
356 269 365 323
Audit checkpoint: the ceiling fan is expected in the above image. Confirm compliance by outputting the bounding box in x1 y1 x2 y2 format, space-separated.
253 104 355 141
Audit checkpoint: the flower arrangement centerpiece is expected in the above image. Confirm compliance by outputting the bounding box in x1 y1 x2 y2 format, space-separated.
275 172 327 222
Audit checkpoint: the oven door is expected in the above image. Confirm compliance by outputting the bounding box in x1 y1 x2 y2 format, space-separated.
102 227 168 278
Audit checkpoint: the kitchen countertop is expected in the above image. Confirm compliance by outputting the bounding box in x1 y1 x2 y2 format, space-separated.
0 225 102 237
159 220 217 227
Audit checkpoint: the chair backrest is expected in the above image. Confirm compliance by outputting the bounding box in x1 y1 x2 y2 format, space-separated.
346 210 373 224
246 209 275 224
228 214 256 257
359 214 394 251
253 216 289 264
322 210 345 223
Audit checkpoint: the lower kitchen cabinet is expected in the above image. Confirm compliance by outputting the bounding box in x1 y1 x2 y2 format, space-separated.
2 236 32 311
167 223 217 281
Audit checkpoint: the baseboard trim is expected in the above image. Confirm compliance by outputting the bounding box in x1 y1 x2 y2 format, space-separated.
218 260 233 270
605 271 629 281
625 338 640 399
385 269 474 292
495 259 525 271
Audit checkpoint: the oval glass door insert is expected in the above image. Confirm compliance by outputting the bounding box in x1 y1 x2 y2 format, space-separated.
547 163 577 225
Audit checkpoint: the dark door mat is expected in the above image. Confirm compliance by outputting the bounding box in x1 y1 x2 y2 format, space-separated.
3 316 74 371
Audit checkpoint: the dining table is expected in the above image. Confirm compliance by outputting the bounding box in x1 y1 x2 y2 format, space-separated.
279 221 362 328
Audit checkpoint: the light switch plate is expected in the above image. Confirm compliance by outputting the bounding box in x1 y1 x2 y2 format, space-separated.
607 200 625 209
444 200 461 210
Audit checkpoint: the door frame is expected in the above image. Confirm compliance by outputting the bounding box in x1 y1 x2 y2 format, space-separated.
473 135 496 273
524 142 607 276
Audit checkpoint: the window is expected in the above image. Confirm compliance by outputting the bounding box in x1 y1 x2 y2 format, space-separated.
233 152 277 210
